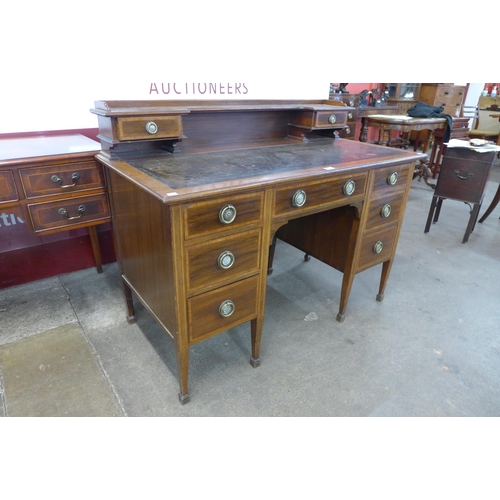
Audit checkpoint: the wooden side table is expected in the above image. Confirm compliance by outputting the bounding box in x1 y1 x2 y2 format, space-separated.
424 146 497 243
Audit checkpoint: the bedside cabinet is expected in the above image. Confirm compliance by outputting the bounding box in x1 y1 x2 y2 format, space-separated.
0 134 110 272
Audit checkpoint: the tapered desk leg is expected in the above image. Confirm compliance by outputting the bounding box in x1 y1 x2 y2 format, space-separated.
250 317 262 368
122 278 136 324
88 225 103 273
478 183 500 223
175 343 190 404
376 260 393 302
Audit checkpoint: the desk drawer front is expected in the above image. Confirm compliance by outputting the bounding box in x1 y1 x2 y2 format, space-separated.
184 192 263 239
0 171 19 203
186 229 261 292
20 162 104 198
358 225 398 270
372 164 411 194
188 275 259 343
28 194 110 232
117 116 183 141
313 111 348 128
273 173 367 217
365 190 406 231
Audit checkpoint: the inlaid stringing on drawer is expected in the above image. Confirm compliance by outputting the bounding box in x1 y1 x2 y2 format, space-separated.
0 171 18 203
184 191 264 239
371 164 412 193
273 173 367 217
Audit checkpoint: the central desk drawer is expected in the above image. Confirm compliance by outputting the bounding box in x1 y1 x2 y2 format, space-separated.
273 173 367 217
184 191 264 239
185 229 261 292
20 162 105 198
28 194 110 232
187 275 259 343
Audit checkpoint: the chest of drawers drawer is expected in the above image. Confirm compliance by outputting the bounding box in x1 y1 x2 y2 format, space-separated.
183 191 264 239
187 275 259 343
0 171 18 203
28 193 110 232
185 228 261 293
273 173 367 218
20 161 105 198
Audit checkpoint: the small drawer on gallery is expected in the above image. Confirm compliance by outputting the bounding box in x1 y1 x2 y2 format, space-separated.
358 225 398 271
371 164 412 194
28 194 110 232
20 161 105 198
184 191 264 240
185 228 261 292
0 171 19 203
289 110 348 129
273 173 367 218
187 275 259 343
364 190 406 231
116 115 183 141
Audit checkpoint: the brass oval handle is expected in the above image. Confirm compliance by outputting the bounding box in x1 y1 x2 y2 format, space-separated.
349 99 355 106
145 121 158 134
58 205 85 220
219 204 237 224
345 127 351 135
454 170 473 180
51 173 80 188
219 300 235 318
373 241 383 254
328 114 337 124
218 251 235 270
348 112 353 119
292 189 307 207
387 171 398 185
380 204 392 218
343 180 355 196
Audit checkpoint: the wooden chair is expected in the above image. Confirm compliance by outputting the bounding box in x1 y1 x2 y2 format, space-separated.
465 106 500 143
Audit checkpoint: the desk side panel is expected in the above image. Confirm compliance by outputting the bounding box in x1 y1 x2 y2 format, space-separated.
107 168 178 335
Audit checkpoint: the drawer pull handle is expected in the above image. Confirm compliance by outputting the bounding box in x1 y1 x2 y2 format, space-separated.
51 173 80 188
219 204 237 224
373 241 383 254
343 180 355 196
349 99 355 107
454 170 473 180
218 251 235 269
328 114 337 124
380 204 392 218
387 171 398 185
292 189 307 207
145 121 158 134
219 300 235 318
348 112 353 119
345 126 351 135
58 205 85 220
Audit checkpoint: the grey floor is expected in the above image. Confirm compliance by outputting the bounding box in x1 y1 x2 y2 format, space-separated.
1 165 499 417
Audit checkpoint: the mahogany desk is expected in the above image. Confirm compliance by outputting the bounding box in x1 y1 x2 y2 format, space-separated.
91 99 423 403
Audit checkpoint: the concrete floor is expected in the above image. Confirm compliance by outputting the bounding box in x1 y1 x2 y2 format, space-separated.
1 166 499 417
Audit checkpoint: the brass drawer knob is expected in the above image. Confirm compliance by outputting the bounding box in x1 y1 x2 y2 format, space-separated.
328 114 337 124
219 300 235 318
343 180 355 196
387 171 398 185
58 205 85 220
145 121 158 134
380 204 392 218
345 127 351 135
219 204 237 224
348 112 353 119
218 251 235 269
51 173 80 188
349 99 355 107
373 241 383 254
292 189 307 207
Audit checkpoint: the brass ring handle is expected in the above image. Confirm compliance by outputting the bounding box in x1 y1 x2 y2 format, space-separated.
145 121 158 134
219 204 237 224
51 173 80 188
348 112 353 119
58 205 85 220
345 127 351 135
218 251 235 269
380 204 392 218
219 300 235 318
373 241 383 254
454 170 473 180
387 171 398 185
292 189 307 207
328 114 337 124
343 180 355 196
